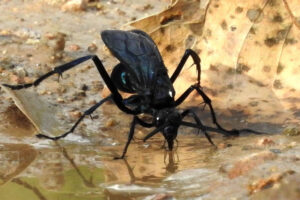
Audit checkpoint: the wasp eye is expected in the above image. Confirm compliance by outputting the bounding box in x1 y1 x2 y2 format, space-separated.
121 72 127 84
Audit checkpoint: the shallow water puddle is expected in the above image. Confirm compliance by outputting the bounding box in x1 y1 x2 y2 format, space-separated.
0 84 300 199
0 132 299 199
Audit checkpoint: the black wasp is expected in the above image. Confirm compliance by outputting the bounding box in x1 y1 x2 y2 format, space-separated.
3 30 261 159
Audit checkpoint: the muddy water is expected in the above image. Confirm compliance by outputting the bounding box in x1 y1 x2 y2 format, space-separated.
1 0 300 200
1 100 300 200
0 130 299 200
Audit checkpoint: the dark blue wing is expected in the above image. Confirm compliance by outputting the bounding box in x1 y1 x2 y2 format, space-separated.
101 30 175 106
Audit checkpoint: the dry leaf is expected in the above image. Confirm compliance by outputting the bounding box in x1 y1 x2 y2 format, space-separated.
130 0 300 125
1 85 65 136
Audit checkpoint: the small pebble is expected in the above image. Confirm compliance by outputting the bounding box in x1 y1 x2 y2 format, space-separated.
69 110 82 120
56 97 64 103
105 118 116 128
257 138 275 146
61 0 87 12
76 90 86 97
23 77 32 83
136 130 144 138
116 8 126 16
218 143 232 149
287 141 297 148
51 52 64 61
56 86 67 94
25 38 40 45
68 44 81 51
38 90 47 95
136 4 153 11
87 43 98 52
89 100 97 105
9 74 21 84
81 84 88 91
14 67 27 78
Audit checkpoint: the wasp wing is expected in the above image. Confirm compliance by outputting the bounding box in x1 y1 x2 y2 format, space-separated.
101 30 164 90
101 30 175 107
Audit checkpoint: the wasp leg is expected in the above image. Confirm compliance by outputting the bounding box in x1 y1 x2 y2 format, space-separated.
170 49 201 85
115 116 154 159
37 95 112 140
181 109 215 146
181 121 230 134
175 84 239 136
3 56 94 90
3 55 140 115
143 126 165 142
135 117 154 128
181 121 266 135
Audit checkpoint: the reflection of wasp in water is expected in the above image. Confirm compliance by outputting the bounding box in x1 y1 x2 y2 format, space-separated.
116 151 179 185
59 144 96 188
164 151 179 174
4 30 263 159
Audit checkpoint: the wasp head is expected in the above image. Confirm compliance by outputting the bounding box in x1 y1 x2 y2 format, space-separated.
156 109 182 150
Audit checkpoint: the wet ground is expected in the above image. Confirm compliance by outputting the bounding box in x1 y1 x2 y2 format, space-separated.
0 0 300 200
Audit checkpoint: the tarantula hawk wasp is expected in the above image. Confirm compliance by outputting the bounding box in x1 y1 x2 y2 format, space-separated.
3 30 261 159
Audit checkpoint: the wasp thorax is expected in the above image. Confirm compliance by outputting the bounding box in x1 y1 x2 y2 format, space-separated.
155 109 182 126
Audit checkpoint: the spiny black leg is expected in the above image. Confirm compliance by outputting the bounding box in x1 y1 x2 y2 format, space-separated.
174 84 197 106
135 116 154 128
180 121 229 134
143 126 165 142
114 116 156 159
194 86 239 135
116 121 172 159
3 55 139 115
90 56 139 115
181 121 265 135
36 95 112 140
114 116 139 159
175 84 239 136
3 56 93 90
170 50 238 135
170 49 201 85
181 109 215 146
181 109 203 135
